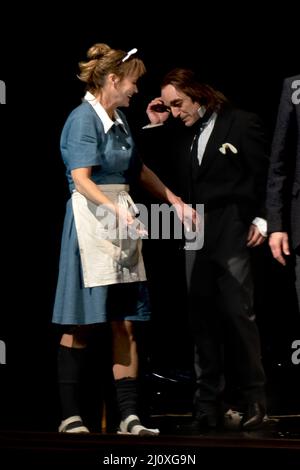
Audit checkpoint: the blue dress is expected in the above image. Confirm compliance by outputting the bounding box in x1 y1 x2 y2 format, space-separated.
52 101 151 325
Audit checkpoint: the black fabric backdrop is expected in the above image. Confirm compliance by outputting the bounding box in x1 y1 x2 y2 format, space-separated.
0 6 299 431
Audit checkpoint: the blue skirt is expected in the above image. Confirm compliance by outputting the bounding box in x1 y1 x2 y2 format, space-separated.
52 200 151 325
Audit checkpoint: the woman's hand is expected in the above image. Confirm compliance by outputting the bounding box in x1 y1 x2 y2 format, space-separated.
115 204 148 238
170 196 202 234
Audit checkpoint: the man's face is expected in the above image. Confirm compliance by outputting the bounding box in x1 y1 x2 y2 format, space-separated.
161 84 200 127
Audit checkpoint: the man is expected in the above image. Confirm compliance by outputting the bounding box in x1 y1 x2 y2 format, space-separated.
142 68 269 431
266 75 300 311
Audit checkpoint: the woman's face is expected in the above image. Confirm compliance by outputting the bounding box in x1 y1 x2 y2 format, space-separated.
115 75 139 107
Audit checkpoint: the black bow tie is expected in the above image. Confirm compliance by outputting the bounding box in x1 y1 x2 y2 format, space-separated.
189 110 213 173
189 111 212 139
197 110 213 131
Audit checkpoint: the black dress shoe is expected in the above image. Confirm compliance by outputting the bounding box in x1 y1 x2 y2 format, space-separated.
178 415 218 435
178 402 222 435
242 402 266 430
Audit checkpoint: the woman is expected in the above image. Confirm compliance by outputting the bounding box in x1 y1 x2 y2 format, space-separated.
53 43 192 435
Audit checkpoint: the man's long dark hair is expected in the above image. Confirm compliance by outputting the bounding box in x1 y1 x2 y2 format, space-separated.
161 68 228 112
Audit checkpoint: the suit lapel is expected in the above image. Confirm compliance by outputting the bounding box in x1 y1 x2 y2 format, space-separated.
196 106 235 175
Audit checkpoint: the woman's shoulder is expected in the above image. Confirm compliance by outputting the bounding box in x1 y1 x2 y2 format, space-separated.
62 101 102 133
67 100 95 121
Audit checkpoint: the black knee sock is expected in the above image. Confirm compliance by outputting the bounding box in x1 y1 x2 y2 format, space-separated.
115 377 139 420
57 345 86 420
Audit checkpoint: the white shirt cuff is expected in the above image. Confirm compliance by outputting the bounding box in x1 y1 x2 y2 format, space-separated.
142 123 164 129
252 217 267 237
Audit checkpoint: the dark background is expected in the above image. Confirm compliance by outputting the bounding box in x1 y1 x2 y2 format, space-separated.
0 6 299 431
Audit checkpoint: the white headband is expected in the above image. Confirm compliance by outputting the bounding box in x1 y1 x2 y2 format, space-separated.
122 48 138 62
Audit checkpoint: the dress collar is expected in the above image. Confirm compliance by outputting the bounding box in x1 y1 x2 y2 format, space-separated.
84 91 128 134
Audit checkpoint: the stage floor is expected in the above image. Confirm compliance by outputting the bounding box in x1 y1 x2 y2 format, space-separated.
0 415 299 468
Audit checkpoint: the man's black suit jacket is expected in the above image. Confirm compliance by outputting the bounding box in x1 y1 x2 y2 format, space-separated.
141 105 269 226
267 75 300 249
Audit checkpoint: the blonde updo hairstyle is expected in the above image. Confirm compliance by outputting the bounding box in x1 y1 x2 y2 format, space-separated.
78 43 146 94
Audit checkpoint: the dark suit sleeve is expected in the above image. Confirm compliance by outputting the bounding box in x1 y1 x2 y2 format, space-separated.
137 122 179 190
241 112 269 218
266 78 294 233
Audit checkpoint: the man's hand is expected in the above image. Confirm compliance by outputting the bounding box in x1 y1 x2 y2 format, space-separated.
146 98 171 125
247 224 266 247
268 231 290 265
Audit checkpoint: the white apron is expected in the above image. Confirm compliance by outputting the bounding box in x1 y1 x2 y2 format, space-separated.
72 184 147 288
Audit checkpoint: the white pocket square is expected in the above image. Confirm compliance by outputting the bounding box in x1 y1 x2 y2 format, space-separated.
219 143 238 154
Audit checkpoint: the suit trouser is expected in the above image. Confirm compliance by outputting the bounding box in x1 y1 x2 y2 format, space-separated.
185 204 266 408
295 247 300 313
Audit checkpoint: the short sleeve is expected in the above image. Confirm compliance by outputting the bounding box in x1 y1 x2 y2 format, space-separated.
60 108 103 171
